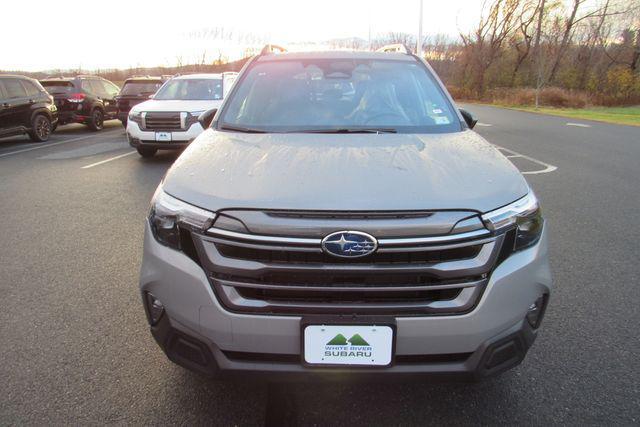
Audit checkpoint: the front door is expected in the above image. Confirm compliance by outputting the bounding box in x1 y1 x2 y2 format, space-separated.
0 78 30 136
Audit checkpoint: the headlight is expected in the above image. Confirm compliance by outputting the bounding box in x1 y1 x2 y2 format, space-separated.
129 111 143 125
148 187 215 250
481 192 543 251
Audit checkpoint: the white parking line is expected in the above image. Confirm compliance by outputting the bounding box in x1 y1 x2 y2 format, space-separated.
494 144 558 175
476 122 493 127
81 151 136 169
0 130 120 159
566 122 591 128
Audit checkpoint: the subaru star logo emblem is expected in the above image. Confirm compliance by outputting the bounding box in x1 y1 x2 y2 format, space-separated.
321 231 378 258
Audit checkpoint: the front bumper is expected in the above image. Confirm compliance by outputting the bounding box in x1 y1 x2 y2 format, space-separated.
140 223 552 380
126 121 203 150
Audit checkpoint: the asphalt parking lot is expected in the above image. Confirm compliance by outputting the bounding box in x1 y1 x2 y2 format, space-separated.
1 105 638 425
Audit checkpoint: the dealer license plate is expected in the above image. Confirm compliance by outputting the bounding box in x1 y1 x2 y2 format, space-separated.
303 324 393 366
155 132 172 142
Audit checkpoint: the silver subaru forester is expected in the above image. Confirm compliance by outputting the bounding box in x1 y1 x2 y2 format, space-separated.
139 46 551 380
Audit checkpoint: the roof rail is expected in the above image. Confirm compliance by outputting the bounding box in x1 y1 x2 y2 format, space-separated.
260 44 287 55
375 43 412 54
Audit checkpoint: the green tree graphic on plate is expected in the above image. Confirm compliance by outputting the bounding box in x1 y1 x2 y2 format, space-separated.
326 334 348 345
326 333 370 346
347 334 369 346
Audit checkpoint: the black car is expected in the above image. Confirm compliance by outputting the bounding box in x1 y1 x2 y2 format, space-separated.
0 75 58 142
115 76 166 127
39 76 120 131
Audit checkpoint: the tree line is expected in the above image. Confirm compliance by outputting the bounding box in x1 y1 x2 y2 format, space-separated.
330 0 640 107
431 0 640 106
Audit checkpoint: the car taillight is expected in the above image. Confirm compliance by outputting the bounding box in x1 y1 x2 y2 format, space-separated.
67 93 85 103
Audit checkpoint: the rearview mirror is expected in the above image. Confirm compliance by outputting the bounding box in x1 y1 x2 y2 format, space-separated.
459 109 477 129
198 108 218 129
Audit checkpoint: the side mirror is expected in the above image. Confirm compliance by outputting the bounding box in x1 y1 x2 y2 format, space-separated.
459 109 477 130
198 108 218 129
147 94 154 99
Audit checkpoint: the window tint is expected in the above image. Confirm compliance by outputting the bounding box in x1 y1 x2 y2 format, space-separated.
81 80 94 94
92 80 107 96
21 80 41 96
120 81 162 96
102 81 120 97
3 79 28 98
82 80 104 96
41 81 75 94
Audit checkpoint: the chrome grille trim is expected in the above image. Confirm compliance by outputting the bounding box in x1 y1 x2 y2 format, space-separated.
206 228 319 245
214 281 485 315
205 227 491 247
143 112 183 131
198 237 500 280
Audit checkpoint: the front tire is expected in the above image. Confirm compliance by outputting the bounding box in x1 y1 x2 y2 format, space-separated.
88 109 104 131
29 114 52 142
137 147 157 158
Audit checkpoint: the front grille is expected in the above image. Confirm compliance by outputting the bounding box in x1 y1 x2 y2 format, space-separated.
234 286 461 304
191 211 505 316
144 112 182 130
215 243 481 265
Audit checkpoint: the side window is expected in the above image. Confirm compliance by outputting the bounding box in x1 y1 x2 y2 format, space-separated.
0 80 7 100
93 80 109 97
21 80 41 97
4 79 28 99
102 81 120 97
81 80 95 95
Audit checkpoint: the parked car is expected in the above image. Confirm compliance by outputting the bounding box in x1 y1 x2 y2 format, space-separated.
115 76 167 127
0 75 58 142
39 76 120 131
126 72 237 157
139 46 552 381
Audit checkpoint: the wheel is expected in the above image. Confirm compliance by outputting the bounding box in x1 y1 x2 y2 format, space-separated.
120 118 127 128
28 114 52 142
88 108 104 131
137 147 157 158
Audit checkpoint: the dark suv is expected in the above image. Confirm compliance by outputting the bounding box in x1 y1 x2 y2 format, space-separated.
115 76 166 127
40 76 120 131
0 75 58 142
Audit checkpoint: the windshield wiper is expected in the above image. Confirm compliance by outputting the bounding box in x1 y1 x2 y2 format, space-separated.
219 125 267 133
293 128 397 134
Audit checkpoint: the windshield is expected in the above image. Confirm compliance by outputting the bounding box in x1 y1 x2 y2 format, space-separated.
40 81 74 94
120 81 162 96
154 78 223 100
220 58 460 133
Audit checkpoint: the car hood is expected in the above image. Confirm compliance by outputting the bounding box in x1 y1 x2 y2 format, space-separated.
131 99 222 113
163 130 529 213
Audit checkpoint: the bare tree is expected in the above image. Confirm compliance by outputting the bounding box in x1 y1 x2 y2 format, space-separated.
460 0 521 96
510 0 541 85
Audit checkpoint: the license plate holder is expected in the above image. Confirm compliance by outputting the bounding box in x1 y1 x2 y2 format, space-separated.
155 132 172 142
301 316 396 368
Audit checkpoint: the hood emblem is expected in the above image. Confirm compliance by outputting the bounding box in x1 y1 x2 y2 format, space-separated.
321 231 378 258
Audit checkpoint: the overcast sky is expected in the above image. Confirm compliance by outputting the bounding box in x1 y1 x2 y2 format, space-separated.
2 0 480 71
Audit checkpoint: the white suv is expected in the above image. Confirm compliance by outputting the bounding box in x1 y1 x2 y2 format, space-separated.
127 73 237 157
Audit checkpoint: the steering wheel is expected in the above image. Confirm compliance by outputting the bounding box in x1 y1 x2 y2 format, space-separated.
363 112 408 125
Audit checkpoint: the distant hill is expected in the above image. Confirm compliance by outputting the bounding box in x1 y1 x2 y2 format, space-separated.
0 57 251 83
